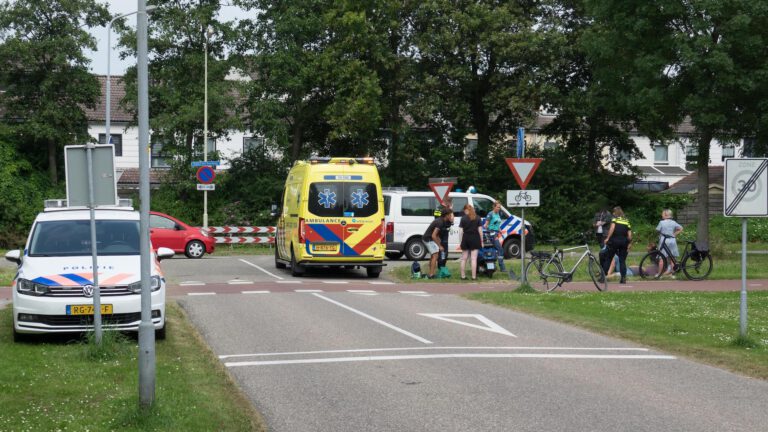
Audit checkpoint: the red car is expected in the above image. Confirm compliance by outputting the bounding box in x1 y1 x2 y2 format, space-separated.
149 211 216 258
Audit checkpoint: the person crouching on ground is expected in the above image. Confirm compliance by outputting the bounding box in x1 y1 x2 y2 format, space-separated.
601 206 632 284
422 212 444 279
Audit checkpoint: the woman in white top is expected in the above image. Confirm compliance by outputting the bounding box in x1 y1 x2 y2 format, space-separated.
656 209 683 274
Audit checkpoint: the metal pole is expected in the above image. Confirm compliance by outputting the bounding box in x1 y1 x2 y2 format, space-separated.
740 217 748 337
86 143 102 344
520 136 526 283
137 0 155 408
203 27 209 229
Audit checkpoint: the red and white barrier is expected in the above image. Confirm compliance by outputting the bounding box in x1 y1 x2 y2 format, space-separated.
207 226 276 234
215 236 275 244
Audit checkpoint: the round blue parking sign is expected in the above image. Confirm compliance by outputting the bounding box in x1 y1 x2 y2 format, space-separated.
196 166 215 184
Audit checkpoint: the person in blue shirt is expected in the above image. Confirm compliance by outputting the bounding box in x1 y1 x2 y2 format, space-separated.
483 201 508 275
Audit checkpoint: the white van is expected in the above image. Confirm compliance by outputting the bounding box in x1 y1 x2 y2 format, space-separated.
5 200 173 342
383 190 534 260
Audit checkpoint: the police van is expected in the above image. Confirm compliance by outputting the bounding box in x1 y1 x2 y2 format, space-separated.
275 157 386 277
383 189 534 260
5 200 173 342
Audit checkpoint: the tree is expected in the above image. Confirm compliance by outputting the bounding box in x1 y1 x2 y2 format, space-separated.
0 0 110 184
583 0 768 248
410 0 556 190
116 0 239 166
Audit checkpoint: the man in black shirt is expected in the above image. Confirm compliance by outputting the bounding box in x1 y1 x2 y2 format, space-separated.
423 217 444 279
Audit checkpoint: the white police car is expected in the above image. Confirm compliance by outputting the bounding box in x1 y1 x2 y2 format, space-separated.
4 200 173 342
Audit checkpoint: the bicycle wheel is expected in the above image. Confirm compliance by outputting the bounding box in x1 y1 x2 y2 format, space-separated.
681 252 713 280
587 254 607 291
638 251 667 279
524 258 564 292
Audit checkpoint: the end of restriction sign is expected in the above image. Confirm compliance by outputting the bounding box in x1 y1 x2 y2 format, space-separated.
724 158 768 217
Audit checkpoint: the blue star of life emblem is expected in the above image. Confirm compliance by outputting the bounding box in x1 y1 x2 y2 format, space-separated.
318 188 337 208
350 189 369 208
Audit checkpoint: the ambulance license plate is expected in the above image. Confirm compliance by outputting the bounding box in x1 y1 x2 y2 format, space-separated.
313 243 338 252
66 304 113 315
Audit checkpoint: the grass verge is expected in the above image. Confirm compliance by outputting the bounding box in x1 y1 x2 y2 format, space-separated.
0 302 266 431
468 290 768 379
212 244 275 256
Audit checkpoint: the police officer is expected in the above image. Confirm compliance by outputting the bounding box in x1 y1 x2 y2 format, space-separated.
602 206 632 284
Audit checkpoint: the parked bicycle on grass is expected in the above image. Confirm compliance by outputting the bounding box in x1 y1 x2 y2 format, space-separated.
638 234 713 280
525 233 607 292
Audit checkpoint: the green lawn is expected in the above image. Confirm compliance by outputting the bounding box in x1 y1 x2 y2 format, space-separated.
212 244 275 256
469 290 768 379
0 302 265 431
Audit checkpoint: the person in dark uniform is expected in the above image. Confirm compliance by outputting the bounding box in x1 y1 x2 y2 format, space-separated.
602 206 632 284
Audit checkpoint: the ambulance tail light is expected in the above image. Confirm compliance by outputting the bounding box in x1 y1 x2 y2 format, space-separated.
298 218 306 243
382 220 388 243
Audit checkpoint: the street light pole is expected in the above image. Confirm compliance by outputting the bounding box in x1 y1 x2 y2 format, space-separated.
203 26 212 229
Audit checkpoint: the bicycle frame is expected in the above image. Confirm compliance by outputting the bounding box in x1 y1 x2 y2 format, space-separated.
656 235 694 270
540 243 592 278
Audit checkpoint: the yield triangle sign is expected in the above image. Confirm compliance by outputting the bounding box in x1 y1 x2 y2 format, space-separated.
505 158 543 190
429 182 454 206
419 313 517 337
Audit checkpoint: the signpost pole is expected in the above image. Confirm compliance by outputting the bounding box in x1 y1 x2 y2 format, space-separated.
520 134 525 283
740 217 748 337
85 143 102 345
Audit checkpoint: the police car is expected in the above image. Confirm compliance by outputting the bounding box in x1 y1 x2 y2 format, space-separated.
4 200 173 342
383 189 534 260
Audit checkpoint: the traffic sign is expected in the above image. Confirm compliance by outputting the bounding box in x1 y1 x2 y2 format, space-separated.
505 158 542 190
724 158 768 217
197 184 215 191
429 182 454 206
506 190 540 207
191 160 220 167
196 166 216 184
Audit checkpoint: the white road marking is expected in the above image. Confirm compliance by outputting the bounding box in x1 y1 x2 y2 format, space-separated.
295 289 324 293
419 313 517 337
312 293 433 344
347 290 379 296
368 281 394 285
242 290 270 294
749 283 763 287
180 281 206 286
277 280 302 284
399 290 431 296
187 292 216 296
219 346 651 360
225 353 676 367
228 280 254 285
321 280 349 284
238 258 284 280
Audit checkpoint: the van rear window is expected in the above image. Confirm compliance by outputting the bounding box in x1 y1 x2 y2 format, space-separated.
308 182 379 217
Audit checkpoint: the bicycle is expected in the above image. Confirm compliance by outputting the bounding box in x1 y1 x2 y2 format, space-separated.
638 234 713 280
525 233 607 292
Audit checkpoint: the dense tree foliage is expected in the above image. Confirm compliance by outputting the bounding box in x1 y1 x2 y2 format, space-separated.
0 0 110 184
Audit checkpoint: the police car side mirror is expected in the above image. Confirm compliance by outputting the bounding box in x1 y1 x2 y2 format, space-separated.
5 249 21 265
156 247 175 261
270 204 279 218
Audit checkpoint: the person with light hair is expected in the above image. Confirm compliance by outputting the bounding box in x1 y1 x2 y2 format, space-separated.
656 208 683 276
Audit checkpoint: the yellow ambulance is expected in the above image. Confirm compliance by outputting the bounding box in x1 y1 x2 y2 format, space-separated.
275 157 386 277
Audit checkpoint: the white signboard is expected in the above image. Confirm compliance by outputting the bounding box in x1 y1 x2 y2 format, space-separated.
65 145 117 207
197 184 216 191
507 189 540 207
724 158 768 217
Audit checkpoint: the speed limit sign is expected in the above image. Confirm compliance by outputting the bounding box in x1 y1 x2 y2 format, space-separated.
724 158 768 217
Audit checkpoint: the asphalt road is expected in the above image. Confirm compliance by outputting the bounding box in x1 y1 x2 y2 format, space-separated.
164 255 768 432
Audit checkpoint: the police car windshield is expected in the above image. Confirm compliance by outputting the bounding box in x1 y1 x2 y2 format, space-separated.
29 220 141 257
308 182 378 217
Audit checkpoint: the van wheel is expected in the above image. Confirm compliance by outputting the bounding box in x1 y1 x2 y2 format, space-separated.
366 267 382 278
385 252 403 260
275 246 286 269
504 238 522 259
404 238 427 261
290 248 305 277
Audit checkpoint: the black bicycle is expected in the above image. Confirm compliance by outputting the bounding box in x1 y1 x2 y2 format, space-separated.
638 234 713 280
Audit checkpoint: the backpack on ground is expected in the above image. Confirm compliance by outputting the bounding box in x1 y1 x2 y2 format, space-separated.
411 261 421 279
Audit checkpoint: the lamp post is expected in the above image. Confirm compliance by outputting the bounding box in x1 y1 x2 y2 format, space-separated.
203 25 213 229
105 6 157 147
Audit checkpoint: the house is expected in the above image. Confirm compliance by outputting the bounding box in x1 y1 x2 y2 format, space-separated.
660 166 725 225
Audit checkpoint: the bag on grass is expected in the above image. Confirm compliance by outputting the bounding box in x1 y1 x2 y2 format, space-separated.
411 261 421 279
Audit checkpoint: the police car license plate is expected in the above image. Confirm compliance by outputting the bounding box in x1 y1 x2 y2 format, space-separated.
312 243 338 252
486 263 495 270
66 304 113 315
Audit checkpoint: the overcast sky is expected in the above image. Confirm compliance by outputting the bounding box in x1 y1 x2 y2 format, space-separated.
86 1 244 76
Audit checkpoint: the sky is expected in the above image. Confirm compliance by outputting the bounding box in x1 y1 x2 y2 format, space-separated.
86 1 244 76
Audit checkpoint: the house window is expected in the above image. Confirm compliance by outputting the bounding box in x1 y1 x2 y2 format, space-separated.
685 145 698 171
654 144 668 164
722 145 735 160
243 136 264 153
465 139 478 157
151 142 171 168
544 141 557 150
98 134 123 157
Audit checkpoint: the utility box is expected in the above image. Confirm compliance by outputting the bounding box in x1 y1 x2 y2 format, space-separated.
64 145 118 207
